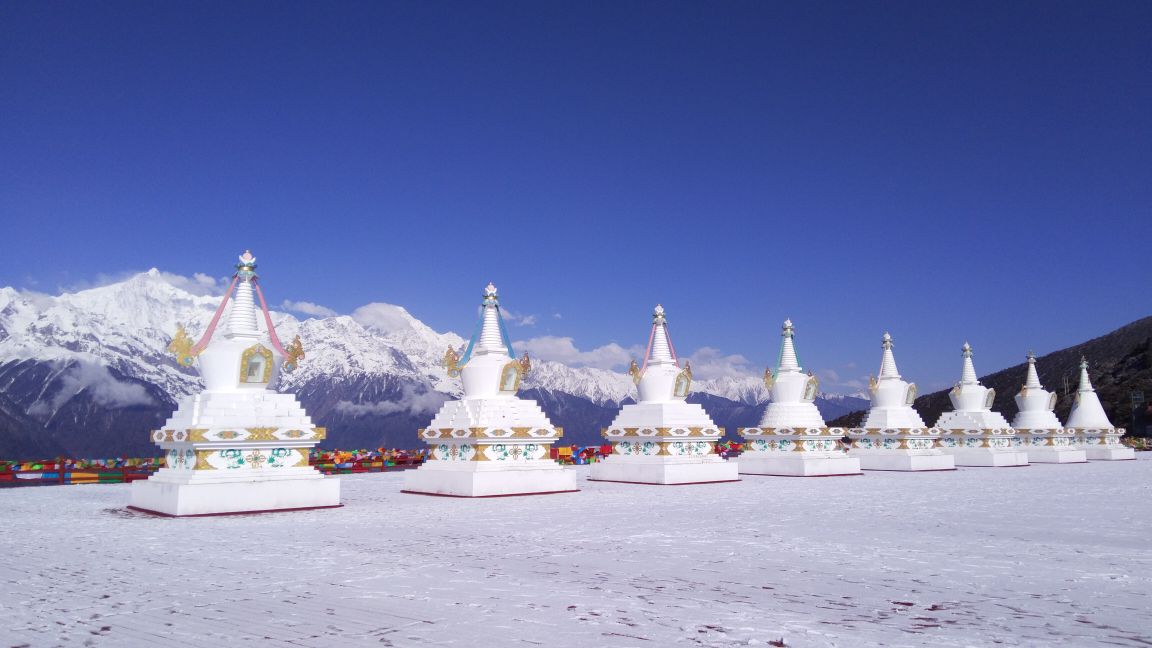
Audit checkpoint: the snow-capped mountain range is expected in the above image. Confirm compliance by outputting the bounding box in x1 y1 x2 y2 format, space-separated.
0 270 868 458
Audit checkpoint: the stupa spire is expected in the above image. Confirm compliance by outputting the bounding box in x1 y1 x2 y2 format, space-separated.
474 282 511 357
1076 357 1094 392
1023 351 1042 389
778 319 801 372
647 304 677 366
959 342 979 385
476 283 503 353
451 283 519 376
225 250 260 338
878 332 900 379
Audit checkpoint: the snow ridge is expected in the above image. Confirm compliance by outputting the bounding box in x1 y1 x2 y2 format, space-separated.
0 271 857 410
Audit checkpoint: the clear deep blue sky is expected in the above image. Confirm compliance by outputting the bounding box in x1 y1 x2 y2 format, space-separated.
1 1 1149 392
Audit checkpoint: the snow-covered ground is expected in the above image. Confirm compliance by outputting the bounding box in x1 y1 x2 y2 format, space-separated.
3 458 1151 647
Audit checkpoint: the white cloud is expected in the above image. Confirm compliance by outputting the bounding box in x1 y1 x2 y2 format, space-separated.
500 308 537 327
29 362 154 415
683 347 755 380
818 366 868 392
820 368 841 384
16 289 55 310
154 270 230 297
351 303 415 333
516 336 638 370
516 337 763 378
280 300 338 318
59 269 229 297
192 272 220 288
334 385 447 417
59 271 135 294
553 313 562 320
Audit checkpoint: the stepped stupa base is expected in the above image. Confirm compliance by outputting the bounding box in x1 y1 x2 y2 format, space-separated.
597 409 732 485
938 429 1027 467
738 428 860 477
1024 447 1087 463
402 462 578 497
588 457 738 485
1076 430 1136 461
941 447 1030 467
130 473 340 516
738 453 861 477
1085 446 1136 461
847 428 955 471
850 451 956 472
1017 433 1085 463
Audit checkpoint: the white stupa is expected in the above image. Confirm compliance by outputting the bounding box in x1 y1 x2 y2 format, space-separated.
935 343 1029 467
130 251 340 516
590 305 738 485
1065 358 1135 461
1012 352 1085 463
402 283 578 497
847 333 954 471
738 319 861 476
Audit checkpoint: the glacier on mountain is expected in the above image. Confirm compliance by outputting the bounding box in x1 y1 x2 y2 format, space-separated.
0 271 869 457
0 269 794 408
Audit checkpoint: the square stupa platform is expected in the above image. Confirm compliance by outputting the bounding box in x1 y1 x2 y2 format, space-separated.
738 429 861 477
588 453 739 485
402 462 578 497
589 405 740 486
403 425 578 497
129 393 342 516
1018 433 1087 464
1078 430 1136 461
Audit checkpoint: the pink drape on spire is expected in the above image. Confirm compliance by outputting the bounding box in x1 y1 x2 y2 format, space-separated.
190 276 239 354
638 321 656 375
252 280 289 357
639 321 680 375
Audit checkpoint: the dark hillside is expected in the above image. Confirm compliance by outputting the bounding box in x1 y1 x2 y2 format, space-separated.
830 317 1152 432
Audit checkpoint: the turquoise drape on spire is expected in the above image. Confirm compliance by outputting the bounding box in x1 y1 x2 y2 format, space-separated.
457 305 517 368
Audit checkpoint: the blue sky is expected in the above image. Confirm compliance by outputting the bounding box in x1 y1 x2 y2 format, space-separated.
1 1 1149 392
